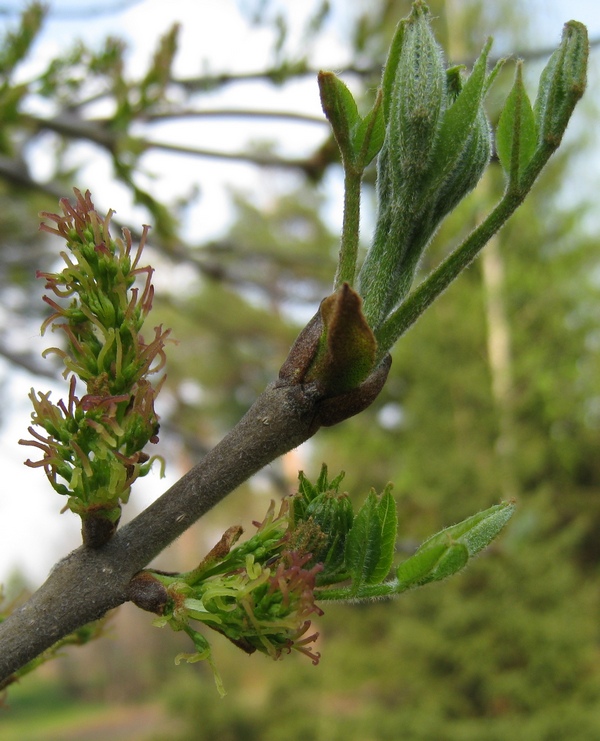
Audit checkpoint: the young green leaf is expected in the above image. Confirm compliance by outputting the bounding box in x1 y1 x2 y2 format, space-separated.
380 17 406 122
418 501 515 557
533 20 588 151
345 490 382 592
396 542 448 589
396 542 469 589
328 469 346 493
430 38 492 182
484 57 506 97
496 62 537 184
393 502 514 593
306 492 354 579
318 71 360 165
315 463 330 495
368 485 398 584
391 1 446 170
298 470 317 502
351 89 385 169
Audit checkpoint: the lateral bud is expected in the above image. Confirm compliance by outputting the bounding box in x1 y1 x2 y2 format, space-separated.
128 571 169 615
278 284 390 427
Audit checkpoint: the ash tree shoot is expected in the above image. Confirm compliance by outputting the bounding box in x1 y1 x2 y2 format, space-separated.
0 1 588 695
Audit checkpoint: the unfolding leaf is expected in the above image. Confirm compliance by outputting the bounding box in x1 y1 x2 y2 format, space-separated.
418 502 515 557
318 71 360 163
430 38 492 181
368 485 398 584
396 542 469 589
344 485 399 591
380 18 406 122
316 462 330 494
305 491 354 577
298 470 317 500
496 63 537 182
534 21 588 150
393 502 513 592
351 90 385 168
345 490 381 592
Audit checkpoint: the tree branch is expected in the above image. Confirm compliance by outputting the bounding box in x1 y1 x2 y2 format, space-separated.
140 108 327 126
0 337 391 684
170 37 600 92
21 112 329 175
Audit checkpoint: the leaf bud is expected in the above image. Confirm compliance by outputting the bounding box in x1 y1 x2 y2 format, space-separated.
303 491 354 575
534 20 588 150
358 2 493 331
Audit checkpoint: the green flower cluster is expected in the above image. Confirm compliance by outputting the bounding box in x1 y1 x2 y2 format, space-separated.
131 465 513 694
20 189 168 546
134 499 323 696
